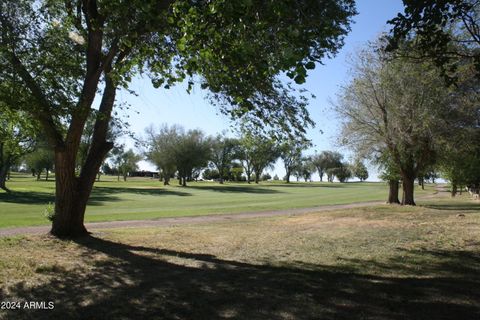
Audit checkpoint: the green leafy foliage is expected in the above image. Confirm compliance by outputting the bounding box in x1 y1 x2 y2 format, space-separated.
388 0 480 81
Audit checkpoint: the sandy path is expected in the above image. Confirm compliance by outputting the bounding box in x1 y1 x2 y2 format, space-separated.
0 201 384 237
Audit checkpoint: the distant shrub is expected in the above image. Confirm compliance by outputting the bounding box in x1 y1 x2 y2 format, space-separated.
43 202 55 222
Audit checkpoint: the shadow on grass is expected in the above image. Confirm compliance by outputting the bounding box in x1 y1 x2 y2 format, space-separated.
0 191 55 205
274 183 347 188
2 236 479 319
92 186 192 197
0 190 119 206
0 187 191 206
187 185 283 194
422 202 480 212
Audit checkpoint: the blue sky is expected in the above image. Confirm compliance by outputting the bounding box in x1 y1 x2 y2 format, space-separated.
117 0 404 180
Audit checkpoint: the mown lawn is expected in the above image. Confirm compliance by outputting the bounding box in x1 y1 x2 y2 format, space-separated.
0 195 479 319
0 173 431 228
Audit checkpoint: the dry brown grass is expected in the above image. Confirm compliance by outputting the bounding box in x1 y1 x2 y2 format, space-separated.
1 196 479 319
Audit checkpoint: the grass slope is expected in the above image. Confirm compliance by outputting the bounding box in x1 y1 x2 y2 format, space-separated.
0 173 431 228
0 195 479 319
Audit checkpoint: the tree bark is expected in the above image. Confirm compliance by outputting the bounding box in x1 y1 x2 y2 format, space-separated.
285 171 291 183
0 164 9 192
451 183 457 197
51 137 112 238
387 180 400 204
401 174 416 205
50 71 116 238
419 177 425 190
45 169 49 181
51 149 88 237
163 176 170 186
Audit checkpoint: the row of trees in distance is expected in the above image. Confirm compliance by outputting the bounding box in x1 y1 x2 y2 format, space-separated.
138 125 369 186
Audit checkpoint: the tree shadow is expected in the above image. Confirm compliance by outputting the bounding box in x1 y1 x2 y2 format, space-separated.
92 186 192 197
422 203 480 212
2 236 479 319
0 191 55 205
0 187 191 207
187 185 283 194
0 190 120 206
276 183 347 188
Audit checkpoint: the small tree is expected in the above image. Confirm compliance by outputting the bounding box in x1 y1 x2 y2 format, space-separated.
210 134 238 184
248 136 279 184
279 137 311 183
315 151 343 182
117 149 142 182
144 124 181 185
25 143 55 181
0 108 36 190
331 163 352 183
352 160 369 181
229 162 244 182
293 156 314 182
174 129 211 187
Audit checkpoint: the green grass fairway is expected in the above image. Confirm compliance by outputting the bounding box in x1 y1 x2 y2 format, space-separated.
0 173 433 228
1 196 479 319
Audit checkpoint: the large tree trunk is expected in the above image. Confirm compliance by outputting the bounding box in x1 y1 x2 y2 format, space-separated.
285 170 291 183
0 164 9 192
387 180 400 204
318 170 323 182
254 171 260 184
51 149 88 237
50 72 116 238
451 183 457 197
45 168 49 181
163 176 170 186
51 140 112 237
401 174 416 205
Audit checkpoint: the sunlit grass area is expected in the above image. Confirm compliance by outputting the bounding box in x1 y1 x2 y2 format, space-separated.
0 173 432 228
1 194 479 319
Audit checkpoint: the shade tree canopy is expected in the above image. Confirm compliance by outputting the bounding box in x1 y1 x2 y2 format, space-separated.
387 0 480 81
0 0 356 237
335 43 451 205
